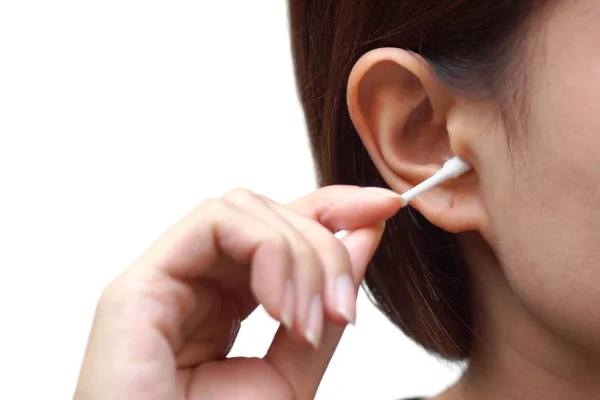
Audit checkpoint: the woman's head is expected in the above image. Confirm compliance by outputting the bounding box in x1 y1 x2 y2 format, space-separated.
288 0 600 372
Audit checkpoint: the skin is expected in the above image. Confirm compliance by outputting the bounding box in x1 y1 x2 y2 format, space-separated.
75 186 404 400
77 0 600 399
346 0 600 399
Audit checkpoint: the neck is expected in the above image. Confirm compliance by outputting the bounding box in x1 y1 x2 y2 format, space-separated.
439 232 600 400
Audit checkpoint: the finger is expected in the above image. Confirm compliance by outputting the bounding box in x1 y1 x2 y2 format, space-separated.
284 185 405 231
122 199 295 350
265 201 357 331
265 223 385 400
222 188 324 342
116 187 399 354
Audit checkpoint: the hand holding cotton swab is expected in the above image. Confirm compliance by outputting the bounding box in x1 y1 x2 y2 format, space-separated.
335 157 470 241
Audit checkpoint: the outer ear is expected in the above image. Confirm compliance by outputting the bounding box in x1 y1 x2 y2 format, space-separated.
347 47 488 234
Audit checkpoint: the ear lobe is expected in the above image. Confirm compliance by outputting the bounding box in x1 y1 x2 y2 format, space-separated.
347 47 488 235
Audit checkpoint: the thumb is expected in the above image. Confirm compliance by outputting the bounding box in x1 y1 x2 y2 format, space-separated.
285 185 405 232
264 222 385 400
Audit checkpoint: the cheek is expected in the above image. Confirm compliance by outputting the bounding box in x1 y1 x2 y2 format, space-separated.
470 0 600 349
480 118 600 349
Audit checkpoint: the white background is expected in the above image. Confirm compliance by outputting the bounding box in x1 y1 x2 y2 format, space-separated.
0 2 460 399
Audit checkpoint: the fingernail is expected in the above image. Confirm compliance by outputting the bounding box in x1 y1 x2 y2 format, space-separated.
363 187 401 199
335 274 356 324
281 280 294 331
305 294 323 349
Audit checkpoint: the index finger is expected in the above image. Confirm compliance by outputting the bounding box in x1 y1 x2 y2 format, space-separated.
264 222 386 399
284 185 406 231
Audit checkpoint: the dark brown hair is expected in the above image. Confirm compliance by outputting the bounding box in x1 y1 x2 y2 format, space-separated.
287 1 538 360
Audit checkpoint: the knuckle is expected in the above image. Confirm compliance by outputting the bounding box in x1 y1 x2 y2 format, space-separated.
197 197 227 215
292 239 322 273
265 230 292 256
222 187 257 204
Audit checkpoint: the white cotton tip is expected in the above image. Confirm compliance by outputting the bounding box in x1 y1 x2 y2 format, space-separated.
400 156 471 204
438 156 472 179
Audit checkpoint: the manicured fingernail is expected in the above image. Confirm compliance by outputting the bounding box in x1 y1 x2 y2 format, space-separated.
363 187 402 199
335 274 356 324
281 280 294 331
305 294 323 349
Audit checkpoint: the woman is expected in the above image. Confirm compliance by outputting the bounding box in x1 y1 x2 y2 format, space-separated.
75 0 600 399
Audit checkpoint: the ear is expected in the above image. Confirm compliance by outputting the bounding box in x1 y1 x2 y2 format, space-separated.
347 47 489 235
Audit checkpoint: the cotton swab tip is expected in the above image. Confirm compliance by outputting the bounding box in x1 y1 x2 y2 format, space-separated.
399 156 471 204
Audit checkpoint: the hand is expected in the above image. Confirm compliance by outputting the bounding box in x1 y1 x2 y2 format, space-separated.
75 185 404 400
